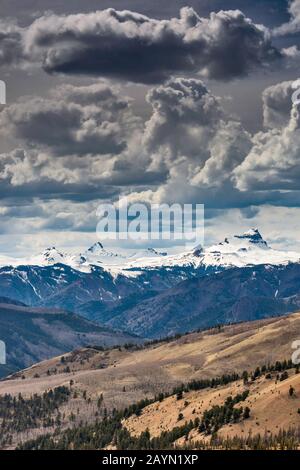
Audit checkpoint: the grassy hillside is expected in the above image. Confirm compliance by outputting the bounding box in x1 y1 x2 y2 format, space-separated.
0 312 300 448
124 366 300 448
17 360 300 450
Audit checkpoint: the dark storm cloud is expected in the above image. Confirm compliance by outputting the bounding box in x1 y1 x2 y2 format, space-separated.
22 7 281 83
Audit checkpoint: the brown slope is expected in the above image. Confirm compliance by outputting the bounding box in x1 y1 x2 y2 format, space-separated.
123 370 300 446
1 312 300 449
1 312 299 408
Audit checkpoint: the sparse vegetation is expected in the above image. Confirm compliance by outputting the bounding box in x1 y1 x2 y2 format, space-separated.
0 386 70 448
1 309 299 455
186 428 300 450
198 391 249 435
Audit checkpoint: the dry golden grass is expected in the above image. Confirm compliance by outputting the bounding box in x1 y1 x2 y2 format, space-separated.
1 312 300 448
123 372 300 445
1 312 300 410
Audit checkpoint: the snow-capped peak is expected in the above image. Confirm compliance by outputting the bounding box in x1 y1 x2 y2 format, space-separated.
211 228 269 255
83 242 125 265
200 228 300 269
40 247 65 264
1 228 300 276
87 242 105 254
129 248 168 259
16 246 68 268
193 244 204 257
234 228 268 248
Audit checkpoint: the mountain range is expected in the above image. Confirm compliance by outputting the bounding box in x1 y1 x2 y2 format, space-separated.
1 228 300 341
1 228 299 274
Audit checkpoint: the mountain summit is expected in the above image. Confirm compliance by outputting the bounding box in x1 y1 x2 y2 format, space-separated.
87 242 104 253
213 228 269 253
234 228 268 248
33 247 66 265
0 228 300 335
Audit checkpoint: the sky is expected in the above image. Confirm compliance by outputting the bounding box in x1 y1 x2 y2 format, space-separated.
2 0 300 255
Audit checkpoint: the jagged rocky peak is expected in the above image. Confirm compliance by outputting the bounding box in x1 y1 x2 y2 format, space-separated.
42 247 64 260
85 242 124 260
193 244 204 257
87 242 104 253
146 248 167 256
234 228 268 248
210 228 269 254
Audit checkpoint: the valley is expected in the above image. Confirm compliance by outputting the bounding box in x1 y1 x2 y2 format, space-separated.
0 298 141 378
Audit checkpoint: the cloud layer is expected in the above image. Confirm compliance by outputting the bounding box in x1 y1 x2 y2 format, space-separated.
0 21 24 67
2 4 300 254
0 7 282 83
235 80 300 192
1 75 300 209
0 82 135 156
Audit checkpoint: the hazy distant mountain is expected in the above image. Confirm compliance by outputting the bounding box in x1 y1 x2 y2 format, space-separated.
0 299 141 378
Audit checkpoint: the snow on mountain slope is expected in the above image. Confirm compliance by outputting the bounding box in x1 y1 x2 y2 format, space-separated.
28 247 66 266
124 229 300 272
201 228 300 269
0 229 299 276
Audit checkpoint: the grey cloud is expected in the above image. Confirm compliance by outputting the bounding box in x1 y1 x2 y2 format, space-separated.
144 77 252 187
0 83 136 156
0 148 120 201
274 0 300 36
234 81 300 192
192 121 252 187
3 75 300 214
0 79 163 201
126 76 300 210
0 21 24 67
262 80 296 128
22 7 280 83
144 77 223 157
52 82 129 109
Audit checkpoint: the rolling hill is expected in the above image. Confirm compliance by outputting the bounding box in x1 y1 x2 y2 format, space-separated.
0 299 141 378
123 366 300 449
0 311 300 448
